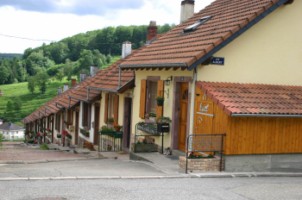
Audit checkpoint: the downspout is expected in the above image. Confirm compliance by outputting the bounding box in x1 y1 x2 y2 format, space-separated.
118 66 122 89
189 68 197 136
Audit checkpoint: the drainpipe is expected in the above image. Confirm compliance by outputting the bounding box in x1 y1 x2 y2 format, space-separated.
189 68 197 136
118 67 122 89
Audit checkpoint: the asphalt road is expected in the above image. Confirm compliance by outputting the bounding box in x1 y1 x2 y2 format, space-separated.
1 142 302 200
1 177 302 200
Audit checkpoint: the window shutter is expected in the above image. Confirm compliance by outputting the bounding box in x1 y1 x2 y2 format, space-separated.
113 94 119 125
104 93 109 123
139 79 147 119
156 80 164 118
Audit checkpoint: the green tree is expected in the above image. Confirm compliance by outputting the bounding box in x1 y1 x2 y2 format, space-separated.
63 59 73 81
56 68 64 82
0 65 10 84
93 27 115 55
35 71 49 94
27 77 36 94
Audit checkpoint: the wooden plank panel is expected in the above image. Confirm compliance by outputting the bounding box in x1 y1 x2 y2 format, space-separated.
113 94 119 125
139 80 147 119
226 117 302 155
104 93 109 123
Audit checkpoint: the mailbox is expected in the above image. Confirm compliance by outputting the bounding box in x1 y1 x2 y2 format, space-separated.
157 123 170 132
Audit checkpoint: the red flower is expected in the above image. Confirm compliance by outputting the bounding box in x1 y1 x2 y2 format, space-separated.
62 130 68 136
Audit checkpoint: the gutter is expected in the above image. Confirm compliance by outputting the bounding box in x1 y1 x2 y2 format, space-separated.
120 62 187 69
188 0 290 70
231 113 302 118
68 95 89 103
87 86 118 93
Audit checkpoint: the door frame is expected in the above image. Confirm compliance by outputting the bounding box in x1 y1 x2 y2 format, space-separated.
171 76 192 151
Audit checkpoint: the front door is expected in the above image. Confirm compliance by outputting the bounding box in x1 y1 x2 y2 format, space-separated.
178 82 189 151
75 111 79 145
123 98 132 149
94 104 100 145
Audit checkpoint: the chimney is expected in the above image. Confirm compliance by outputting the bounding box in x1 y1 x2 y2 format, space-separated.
122 41 132 59
63 84 69 92
90 66 99 77
180 0 195 23
146 21 157 44
80 74 87 82
57 87 62 95
71 79 77 88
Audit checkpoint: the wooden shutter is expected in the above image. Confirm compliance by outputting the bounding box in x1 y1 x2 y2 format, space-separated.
113 95 119 125
156 80 164 118
139 79 147 119
104 93 109 123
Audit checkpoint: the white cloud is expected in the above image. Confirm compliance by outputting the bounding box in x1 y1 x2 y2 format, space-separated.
0 0 215 53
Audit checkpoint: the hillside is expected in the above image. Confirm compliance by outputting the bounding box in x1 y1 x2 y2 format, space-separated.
0 24 174 86
0 80 68 124
0 55 120 124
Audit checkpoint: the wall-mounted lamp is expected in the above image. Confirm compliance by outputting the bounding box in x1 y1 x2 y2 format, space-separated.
165 76 173 86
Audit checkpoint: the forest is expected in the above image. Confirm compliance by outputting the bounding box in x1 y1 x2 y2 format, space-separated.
0 24 173 85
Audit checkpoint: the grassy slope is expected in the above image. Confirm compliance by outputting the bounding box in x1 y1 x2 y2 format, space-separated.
0 56 121 124
0 80 68 123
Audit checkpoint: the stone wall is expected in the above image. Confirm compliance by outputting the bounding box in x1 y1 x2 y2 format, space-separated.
179 156 224 172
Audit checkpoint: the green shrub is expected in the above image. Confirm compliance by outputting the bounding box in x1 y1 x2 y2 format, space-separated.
40 143 49 150
0 134 3 146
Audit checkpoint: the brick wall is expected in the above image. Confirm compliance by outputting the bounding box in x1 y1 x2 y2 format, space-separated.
179 156 224 172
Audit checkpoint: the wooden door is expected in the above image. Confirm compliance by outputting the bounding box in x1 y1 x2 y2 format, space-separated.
75 111 79 145
94 104 100 145
178 82 189 151
123 98 132 149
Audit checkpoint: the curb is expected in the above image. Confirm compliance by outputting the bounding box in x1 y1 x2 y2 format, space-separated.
0 157 103 165
2 173 302 181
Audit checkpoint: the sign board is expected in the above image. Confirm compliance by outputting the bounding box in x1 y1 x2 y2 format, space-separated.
211 57 225 65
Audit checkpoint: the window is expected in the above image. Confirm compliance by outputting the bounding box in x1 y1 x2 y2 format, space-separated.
104 93 119 125
139 78 164 119
183 16 212 33
148 81 158 114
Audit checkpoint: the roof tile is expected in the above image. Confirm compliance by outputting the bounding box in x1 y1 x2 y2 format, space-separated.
197 81 302 117
120 0 288 69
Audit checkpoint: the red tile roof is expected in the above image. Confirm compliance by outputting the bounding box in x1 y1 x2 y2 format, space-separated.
120 0 291 70
23 55 135 124
197 81 302 117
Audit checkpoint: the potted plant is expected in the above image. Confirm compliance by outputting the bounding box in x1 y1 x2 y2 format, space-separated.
107 117 114 128
149 112 156 122
157 116 172 123
156 96 164 106
66 133 72 140
114 124 123 132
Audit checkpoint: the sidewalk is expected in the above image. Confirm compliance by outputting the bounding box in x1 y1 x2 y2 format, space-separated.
0 142 100 164
1 142 302 180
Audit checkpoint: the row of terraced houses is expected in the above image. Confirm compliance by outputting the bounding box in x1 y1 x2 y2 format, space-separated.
23 0 302 172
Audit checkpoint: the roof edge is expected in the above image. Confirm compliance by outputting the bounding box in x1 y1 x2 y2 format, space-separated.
120 62 187 69
188 0 290 70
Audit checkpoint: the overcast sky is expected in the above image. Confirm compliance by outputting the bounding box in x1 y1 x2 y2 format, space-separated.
0 0 214 53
